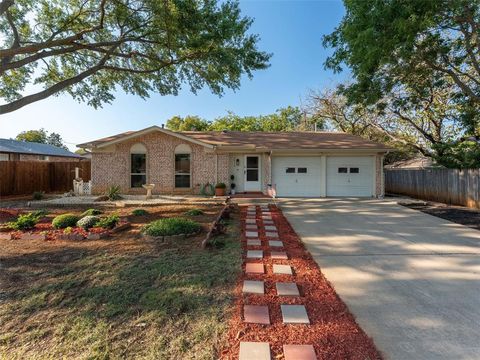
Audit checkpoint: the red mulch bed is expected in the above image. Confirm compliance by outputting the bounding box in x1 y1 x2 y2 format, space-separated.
220 205 382 360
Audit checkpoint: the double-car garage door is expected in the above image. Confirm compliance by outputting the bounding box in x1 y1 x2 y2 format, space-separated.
272 156 374 197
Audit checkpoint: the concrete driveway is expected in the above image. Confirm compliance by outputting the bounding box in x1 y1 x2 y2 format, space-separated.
279 198 480 360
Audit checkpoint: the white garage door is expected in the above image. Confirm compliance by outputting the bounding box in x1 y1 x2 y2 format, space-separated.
272 157 322 197
326 156 374 197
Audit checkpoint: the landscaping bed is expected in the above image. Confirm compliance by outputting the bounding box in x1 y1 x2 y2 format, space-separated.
401 201 480 231
0 203 241 359
220 205 381 360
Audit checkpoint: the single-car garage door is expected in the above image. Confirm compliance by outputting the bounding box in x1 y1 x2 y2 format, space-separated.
272 157 322 197
326 156 374 197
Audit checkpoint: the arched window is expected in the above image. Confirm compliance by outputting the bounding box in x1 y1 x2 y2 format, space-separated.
130 143 147 188
175 144 191 188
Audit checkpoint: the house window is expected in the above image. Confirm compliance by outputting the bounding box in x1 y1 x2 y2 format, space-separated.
175 144 191 188
338 167 348 173
297 167 307 173
286 167 296 173
0 153 8 161
39 155 49 161
350 167 359 174
130 143 147 188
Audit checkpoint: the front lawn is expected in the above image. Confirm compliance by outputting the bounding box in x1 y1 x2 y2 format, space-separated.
0 204 241 359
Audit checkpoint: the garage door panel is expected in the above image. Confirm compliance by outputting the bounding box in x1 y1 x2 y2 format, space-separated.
326 156 374 197
272 157 321 197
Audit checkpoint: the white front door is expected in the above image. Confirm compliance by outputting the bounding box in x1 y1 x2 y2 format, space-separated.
244 155 261 191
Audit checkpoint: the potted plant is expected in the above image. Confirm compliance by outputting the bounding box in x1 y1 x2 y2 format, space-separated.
215 182 226 196
230 175 236 195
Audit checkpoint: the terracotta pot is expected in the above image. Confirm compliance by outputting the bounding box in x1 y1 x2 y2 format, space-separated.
215 187 225 196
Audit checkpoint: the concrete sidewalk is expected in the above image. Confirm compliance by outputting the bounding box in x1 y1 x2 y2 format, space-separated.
280 198 480 360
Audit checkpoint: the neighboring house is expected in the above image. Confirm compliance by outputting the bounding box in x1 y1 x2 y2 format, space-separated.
0 138 84 162
77 126 390 197
385 156 438 169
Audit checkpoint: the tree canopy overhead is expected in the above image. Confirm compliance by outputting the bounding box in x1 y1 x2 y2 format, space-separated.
323 0 480 133
0 0 270 114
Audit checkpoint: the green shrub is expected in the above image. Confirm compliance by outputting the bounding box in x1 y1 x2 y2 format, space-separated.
81 208 102 217
77 215 100 230
131 209 148 216
184 208 204 216
52 214 80 229
32 191 44 200
8 212 42 230
97 214 120 229
105 185 122 201
143 218 201 237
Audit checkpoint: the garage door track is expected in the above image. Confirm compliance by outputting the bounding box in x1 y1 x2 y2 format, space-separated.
280 198 480 360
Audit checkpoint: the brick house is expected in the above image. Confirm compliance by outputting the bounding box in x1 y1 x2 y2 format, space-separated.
0 138 84 162
77 126 390 197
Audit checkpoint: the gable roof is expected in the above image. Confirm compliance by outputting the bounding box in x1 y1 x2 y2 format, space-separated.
77 126 390 152
0 138 82 158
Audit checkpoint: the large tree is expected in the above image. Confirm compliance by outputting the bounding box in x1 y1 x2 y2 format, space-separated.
0 0 270 114
15 128 68 149
165 115 210 131
324 0 480 133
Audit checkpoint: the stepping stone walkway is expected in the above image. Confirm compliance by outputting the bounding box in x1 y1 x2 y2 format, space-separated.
247 239 261 246
239 342 270 360
243 280 264 294
238 205 313 359
283 345 316 360
281 305 310 324
276 282 300 296
244 305 270 324
247 250 263 259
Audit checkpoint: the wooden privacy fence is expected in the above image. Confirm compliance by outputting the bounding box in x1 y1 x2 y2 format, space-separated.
0 161 91 197
385 168 480 209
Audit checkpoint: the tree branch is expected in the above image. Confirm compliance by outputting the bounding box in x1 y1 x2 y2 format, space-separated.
0 0 14 17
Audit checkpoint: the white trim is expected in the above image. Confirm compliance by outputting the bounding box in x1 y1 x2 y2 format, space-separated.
244 154 261 191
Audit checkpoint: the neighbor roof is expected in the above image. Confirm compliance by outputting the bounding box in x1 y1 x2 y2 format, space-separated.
0 138 82 158
77 127 390 151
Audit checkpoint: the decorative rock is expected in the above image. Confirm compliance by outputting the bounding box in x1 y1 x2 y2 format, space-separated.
273 264 293 275
283 345 316 360
276 282 300 296
242 280 264 294
247 239 261 246
247 250 263 259
246 231 259 238
0 233 12 240
20 232 47 241
86 232 108 240
268 240 283 247
57 233 84 241
111 222 131 233
271 251 288 260
281 305 310 324
239 342 271 360
244 305 270 324
245 263 264 274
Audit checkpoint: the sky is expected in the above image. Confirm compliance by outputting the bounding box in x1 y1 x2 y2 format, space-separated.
0 0 348 151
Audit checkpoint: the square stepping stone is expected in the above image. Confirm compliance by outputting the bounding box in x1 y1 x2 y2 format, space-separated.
271 251 288 260
276 282 300 296
245 263 264 274
240 342 271 360
244 305 270 324
273 264 293 275
283 345 316 360
246 231 259 238
265 231 279 238
281 305 309 324
268 240 283 247
262 215 272 219
246 225 258 231
264 225 277 231
263 220 274 225
262 211 271 215
246 219 256 224
247 250 263 259
247 239 261 246
242 280 264 294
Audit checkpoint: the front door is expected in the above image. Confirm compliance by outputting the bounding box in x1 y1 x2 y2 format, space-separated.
244 155 261 191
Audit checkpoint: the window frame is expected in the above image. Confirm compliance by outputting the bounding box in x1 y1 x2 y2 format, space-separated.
349 167 360 174
338 167 348 174
297 167 308 174
130 143 147 189
285 167 296 174
175 153 191 188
